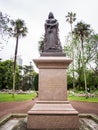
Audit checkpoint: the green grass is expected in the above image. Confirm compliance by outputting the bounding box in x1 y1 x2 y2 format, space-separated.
0 92 98 103
0 93 37 102
68 95 98 103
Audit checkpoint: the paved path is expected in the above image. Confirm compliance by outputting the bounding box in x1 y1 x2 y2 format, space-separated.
0 98 37 119
0 99 98 119
70 101 98 115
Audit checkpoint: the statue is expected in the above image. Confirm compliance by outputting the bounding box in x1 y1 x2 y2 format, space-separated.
41 12 65 56
44 12 62 51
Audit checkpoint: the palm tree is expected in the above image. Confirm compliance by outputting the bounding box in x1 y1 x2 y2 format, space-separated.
66 12 76 35
73 21 91 92
10 19 28 96
65 12 76 90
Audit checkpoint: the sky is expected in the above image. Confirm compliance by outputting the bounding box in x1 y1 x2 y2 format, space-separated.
0 0 98 69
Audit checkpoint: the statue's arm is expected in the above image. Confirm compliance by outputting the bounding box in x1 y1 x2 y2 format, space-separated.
45 21 58 27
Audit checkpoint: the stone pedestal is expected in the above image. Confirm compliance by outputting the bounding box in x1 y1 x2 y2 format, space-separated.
27 57 79 130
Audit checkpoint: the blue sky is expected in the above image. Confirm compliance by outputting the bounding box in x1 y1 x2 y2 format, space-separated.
0 0 98 67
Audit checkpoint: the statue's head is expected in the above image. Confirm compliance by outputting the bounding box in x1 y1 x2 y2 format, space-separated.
48 12 54 19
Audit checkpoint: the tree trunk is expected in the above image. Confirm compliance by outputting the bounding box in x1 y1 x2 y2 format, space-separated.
71 23 75 90
81 40 87 92
12 36 19 97
78 52 81 90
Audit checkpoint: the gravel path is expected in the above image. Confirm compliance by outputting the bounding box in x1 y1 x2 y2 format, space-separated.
0 98 98 119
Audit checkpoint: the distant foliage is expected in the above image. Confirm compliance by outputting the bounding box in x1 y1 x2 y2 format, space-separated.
0 11 10 36
33 74 39 91
67 75 73 89
38 35 44 53
0 60 20 89
0 11 11 51
65 19 98 91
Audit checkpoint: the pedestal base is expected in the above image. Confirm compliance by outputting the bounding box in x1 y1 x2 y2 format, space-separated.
27 101 79 130
27 57 79 129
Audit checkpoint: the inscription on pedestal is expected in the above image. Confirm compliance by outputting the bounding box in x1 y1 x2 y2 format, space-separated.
39 69 67 101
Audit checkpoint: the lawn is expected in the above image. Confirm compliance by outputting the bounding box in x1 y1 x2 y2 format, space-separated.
0 92 98 103
68 95 98 102
0 92 37 102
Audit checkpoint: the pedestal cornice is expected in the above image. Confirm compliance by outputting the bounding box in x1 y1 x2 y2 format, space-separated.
33 56 72 69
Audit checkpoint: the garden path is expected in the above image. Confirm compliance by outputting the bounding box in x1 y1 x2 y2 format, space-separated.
0 98 98 119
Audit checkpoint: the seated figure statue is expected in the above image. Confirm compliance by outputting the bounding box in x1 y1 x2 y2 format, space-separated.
44 12 62 52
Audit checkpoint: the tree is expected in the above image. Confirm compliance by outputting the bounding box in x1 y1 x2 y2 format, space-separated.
33 73 39 96
87 34 98 88
73 21 91 92
0 60 20 90
0 11 10 51
38 35 44 53
22 64 34 91
10 19 28 96
91 34 98 72
65 12 76 90
66 12 76 35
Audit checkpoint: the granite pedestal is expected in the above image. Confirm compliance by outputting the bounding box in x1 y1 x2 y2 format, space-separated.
27 57 79 130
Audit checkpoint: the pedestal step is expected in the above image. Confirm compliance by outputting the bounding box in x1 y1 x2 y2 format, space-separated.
27 102 79 130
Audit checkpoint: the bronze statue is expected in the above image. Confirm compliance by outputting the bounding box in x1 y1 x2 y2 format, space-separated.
41 12 65 56
44 12 62 51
